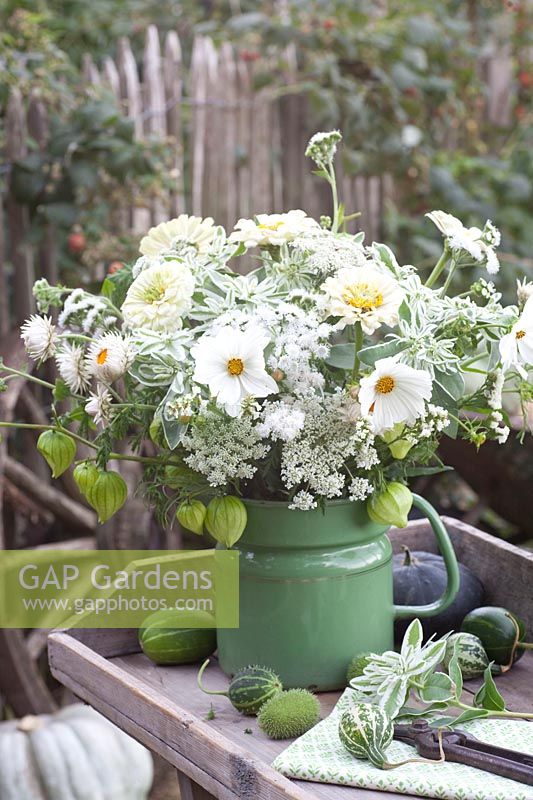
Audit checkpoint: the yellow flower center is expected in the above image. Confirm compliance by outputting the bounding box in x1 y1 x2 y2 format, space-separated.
516 329 526 340
144 284 166 303
342 283 383 311
375 376 395 394
227 357 244 376
97 348 108 365
258 220 284 232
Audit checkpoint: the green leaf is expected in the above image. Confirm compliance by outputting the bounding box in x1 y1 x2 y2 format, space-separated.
401 619 423 656
418 672 455 704
382 678 409 719
53 378 71 402
474 664 506 711
447 641 463 701
358 339 408 367
396 702 449 720
431 708 489 727
326 342 355 370
405 465 453 477
434 369 465 401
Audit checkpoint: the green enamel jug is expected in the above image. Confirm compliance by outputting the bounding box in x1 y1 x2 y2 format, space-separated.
216 495 460 690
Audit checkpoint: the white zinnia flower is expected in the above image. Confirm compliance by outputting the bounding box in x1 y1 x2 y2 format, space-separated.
229 210 318 249
86 332 135 383
20 315 57 362
139 215 217 256
426 210 500 275
85 384 113 425
499 295 533 374
359 357 433 434
320 266 404 334
192 325 278 413
121 262 195 332
55 343 91 393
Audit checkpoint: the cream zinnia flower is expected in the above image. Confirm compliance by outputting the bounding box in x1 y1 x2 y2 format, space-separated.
426 210 500 275
359 357 433 434
139 215 217 256
121 262 195 332
321 266 404 333
192 325 278 413
85 384 113 425
20 315 57 362
229 210 318 249
499 295 533 375
55 343 91 393
86 333 135 383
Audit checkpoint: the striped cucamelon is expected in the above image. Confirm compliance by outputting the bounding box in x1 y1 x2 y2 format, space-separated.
139 610 216 665
442 632 489 680
339 703 394 769
198 660 282 715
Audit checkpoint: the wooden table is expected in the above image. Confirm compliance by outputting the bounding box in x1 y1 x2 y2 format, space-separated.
48 518 533 800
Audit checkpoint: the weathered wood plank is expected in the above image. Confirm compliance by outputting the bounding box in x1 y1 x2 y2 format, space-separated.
190 37 211 217
163 31 185 216
143 25 167 224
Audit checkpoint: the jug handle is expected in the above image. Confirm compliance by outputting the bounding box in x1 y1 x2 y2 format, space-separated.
394 493 460 619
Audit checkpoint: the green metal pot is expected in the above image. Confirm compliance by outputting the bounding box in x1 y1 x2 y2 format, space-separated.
216 494 460 690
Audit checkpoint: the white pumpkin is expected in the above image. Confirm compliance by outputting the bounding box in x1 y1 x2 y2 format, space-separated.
0 704 153 800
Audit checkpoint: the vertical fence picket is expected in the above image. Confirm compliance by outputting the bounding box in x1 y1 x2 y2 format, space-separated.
117 37 150 234
163 31 185 217
236 60 252 220
249 67 272 214
217 43 238 232
143 26 168 224
82 54 101 86
190 37 210 217
27 91 58 287
203 38 221 223
6 89 34 326
0 193 8 336
102 56 121 97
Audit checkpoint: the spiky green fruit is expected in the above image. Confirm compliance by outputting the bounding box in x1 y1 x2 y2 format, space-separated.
37 430 76 478
176 500 206 535
205 495 247 548
86 470 128 523
346 653 373 684
258 689 320 739
368 482 413 528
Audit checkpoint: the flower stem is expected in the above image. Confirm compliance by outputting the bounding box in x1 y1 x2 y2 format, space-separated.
327 162 340 234
440 258 458 296
1 365 55 391
425 247 450 288
352 323 363 381
454 700 533 720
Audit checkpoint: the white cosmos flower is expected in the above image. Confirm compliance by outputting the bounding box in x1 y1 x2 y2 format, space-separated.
20 315 57 362
359 357 433 434
139 215 217 256
55 343 91 393
426 210 500 275
121 262 195 332
192 325 278 413
499 295 533 374
85 384 113 425
229 210 318 248
320 266 404 334
86 332 135 383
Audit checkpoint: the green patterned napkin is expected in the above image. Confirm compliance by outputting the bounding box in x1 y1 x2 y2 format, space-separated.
273 690 533 800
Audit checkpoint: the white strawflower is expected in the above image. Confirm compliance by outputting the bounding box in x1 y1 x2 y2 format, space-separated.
320 266 404 334
55 343 91 393
426 210 500 275
229 210 318 249
499 295 533 373
517 277 533 310
20 315 57 362
86 332 135 383
359 357 433 434
305 130 342 168
85 384 113 425
121 262 195 333
139 215 217 256
192 325 278 412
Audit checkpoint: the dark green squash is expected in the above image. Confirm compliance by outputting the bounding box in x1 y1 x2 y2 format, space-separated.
393 548 484 640
461 606 532 667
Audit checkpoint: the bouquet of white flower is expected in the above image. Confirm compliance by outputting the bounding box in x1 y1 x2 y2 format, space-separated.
4 131 533 535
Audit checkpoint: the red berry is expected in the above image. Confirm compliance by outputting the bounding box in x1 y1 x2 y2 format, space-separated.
518 71 532 88
108 261 124 274
322 18 336 30
68 231 86 254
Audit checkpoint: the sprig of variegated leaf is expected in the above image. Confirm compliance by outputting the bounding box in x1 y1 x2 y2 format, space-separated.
350 620 533 727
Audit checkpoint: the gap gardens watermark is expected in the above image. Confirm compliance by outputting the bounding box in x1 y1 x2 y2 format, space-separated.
0 549 239 629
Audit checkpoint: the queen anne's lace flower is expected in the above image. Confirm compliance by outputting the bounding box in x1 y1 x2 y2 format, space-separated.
122 262 195 332
257 400 306 442
139 215 217 256
20 315 57 361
